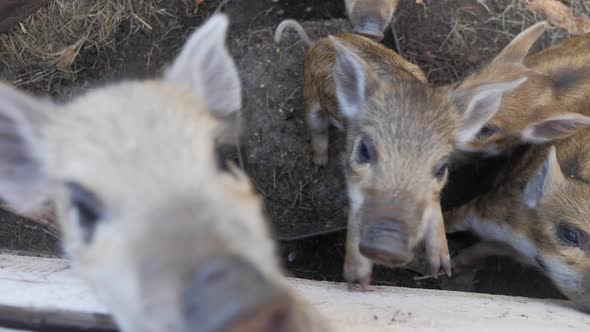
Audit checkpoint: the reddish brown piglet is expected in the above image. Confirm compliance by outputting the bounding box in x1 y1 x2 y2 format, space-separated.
449 22 590 156
276 19 524 288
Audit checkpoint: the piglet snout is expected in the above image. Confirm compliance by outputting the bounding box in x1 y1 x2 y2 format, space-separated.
359 221 412 266
184 256 291 332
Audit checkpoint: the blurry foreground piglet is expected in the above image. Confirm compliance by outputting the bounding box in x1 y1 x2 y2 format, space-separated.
0 14 332 332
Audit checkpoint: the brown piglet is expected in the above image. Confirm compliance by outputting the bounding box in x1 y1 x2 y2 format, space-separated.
0 14 332 332
449 22 590 156
275 19 526 288
445 128 590 312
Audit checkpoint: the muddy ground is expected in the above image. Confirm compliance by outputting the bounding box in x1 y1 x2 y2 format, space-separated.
0 0 572 299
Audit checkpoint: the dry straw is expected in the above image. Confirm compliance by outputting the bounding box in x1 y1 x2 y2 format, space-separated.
0 0 161 90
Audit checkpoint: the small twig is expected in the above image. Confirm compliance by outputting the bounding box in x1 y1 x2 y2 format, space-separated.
413 272 447 281
236 139 245 170
126 0 152 30
390 19 404 57
276 226 346 241
476 0 492 13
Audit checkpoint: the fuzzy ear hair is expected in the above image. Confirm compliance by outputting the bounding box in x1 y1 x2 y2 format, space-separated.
165 14 242 118
493 21 547 64
522 113 590 143
0 83 52 212
454 77 527 145
330 36 375 120
523 146 565 208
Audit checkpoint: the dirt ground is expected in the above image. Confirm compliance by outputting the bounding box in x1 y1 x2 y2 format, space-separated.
0 0 578 300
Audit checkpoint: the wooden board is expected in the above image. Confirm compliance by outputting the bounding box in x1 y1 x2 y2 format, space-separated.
293 279 590 332
0 253 589 331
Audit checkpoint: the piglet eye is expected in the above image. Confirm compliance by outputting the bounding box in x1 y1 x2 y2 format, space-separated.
67 182 104 243
433 157 450 181
355 136 376 165
557 224 586 248
476 124 499 140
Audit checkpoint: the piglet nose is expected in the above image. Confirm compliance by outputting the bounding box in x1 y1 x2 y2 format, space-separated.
353 21 385 41
183 256 291 332
359 221 411 267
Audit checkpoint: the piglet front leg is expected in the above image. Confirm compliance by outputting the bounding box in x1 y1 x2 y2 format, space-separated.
425 208 452 278
344 205 373 290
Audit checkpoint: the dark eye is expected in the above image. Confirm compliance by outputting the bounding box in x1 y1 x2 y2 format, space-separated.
67 182 104 243
557 224 586 248
476 124 499 140
433 157 450 181
355 136 376 165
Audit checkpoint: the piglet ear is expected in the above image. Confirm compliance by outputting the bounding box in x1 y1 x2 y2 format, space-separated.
0 83 52 212
453 77 527 146
523 146 565 208
331 36 376 120
165 14 241 118
522 113 590 143
493 21 547 65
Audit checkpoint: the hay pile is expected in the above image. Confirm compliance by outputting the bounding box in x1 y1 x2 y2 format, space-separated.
0 0 166 90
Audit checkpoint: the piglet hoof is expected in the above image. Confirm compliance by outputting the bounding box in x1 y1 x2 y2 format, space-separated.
426 246 452 278
346 275 371 291
343 258 372 291
312 153 328 167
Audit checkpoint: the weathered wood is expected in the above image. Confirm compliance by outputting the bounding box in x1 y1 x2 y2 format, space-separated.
293 279 590 332
0 253 589 331
0 254 103 314
0 0 49 32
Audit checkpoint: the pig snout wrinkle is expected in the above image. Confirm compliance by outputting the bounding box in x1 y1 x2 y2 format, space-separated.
359 221 411 266
183 256 290 332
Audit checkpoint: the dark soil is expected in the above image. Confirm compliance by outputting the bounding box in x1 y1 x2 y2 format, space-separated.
0 0 49 32
0 210 59 254
0 0 569 301
229 18 354 241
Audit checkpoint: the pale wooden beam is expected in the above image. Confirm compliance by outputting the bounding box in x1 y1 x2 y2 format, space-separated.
0 253 589 331
292 279 590 332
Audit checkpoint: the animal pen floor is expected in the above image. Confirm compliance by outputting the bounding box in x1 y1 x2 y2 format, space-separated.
1 0 583 304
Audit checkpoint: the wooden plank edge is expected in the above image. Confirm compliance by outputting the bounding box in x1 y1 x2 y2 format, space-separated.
1 254 590 331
